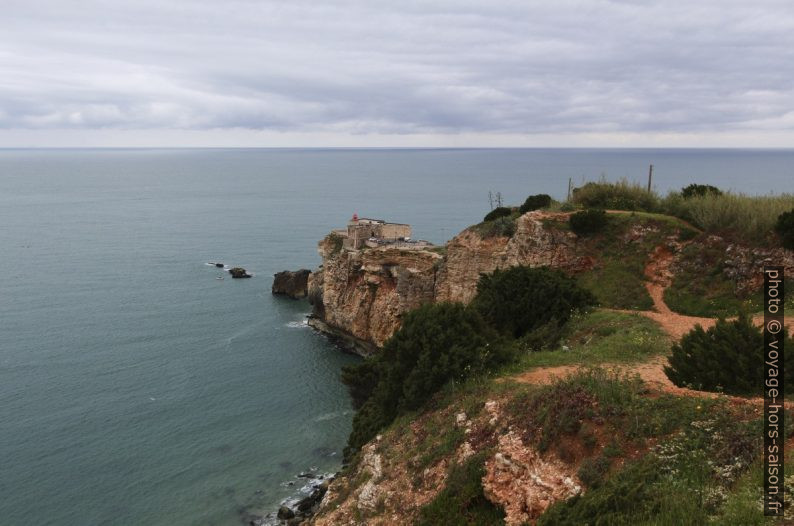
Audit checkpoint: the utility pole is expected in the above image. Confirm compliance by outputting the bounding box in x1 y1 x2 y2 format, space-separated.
567 177 572 201
647 164 654 193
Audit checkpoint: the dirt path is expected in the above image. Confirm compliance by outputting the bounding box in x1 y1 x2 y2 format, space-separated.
512 356 785 408
513 242 791 407
624 243 716 340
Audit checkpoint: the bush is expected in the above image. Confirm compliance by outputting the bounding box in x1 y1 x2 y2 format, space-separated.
343 303 514 455
483 206 513 222
569 209 608 236
664 315 794 396
775 208 794 250
571 179 658 211
472 266 597 339
472 216 516 238
681 183 722 199
577 455 612 488
519 194 552 214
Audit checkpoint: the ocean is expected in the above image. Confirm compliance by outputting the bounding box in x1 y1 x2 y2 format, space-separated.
1 148 792 525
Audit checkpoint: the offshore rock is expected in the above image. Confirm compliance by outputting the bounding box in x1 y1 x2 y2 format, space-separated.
229 267 252 278
272 269 312 299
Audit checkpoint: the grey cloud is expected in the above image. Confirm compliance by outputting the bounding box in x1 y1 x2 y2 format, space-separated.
1 0 793 136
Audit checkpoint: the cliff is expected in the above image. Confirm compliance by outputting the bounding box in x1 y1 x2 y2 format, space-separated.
308 211 593 352
301 209 794 525
308 210 794 354
308 236 442 351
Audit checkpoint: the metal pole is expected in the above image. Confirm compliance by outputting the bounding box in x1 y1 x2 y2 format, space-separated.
647 164 654 193
567 177 572 201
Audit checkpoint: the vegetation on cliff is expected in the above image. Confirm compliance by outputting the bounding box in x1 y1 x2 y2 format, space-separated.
776 208 794 250
569 208 608 236
472 266 596 340
665 315 794 396
567 178 794 247
482 206 513 222
342 302 512 456
519 193 552 214
572 178 658 211
342 267 596 458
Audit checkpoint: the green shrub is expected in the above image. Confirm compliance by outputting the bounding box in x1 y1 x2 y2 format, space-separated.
681 183 723 199
577 455 612 488
775 208 794 250
571 179 658 211
472 266 597 339
343 303 514 456
483 206 513 222
661 191 794 245
472 216 516 238
417 452 504 525
664 315 794 396
569 209 608 236
327 232 344 255
519 194 552 214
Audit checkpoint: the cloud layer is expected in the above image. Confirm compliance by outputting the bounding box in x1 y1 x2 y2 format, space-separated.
2 1 793 145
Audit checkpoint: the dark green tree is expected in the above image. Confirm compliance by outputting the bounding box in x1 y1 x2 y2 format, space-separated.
775 208 794 250
483 206 513 222
681 183 723 199
569 209 608 236
519 194 552 214
472 266 597 339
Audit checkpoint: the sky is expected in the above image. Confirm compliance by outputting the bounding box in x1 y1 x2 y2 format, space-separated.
1 0 793 147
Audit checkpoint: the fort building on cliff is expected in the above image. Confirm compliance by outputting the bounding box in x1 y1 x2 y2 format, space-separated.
336 214 430 250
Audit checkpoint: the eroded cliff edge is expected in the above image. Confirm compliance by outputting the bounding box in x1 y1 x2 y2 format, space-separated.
307 211 593 353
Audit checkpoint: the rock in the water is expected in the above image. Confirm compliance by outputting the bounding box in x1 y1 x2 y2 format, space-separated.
277 506 295 520
215 262 224 268
272 269 311 298
229 267 252 278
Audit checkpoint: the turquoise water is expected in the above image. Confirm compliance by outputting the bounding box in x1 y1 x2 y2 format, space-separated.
1 148 792 525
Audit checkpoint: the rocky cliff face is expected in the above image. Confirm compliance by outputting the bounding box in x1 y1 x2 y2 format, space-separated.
435 211 592 304
308 211 592 352
308 236 442 350
272 269 312 298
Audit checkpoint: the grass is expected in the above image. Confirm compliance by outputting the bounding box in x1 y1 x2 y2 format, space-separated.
505 310 670 373
571 178 660 211
661 191 794 246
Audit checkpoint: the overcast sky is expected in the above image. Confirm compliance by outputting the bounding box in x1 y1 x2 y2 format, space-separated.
2 0 793 147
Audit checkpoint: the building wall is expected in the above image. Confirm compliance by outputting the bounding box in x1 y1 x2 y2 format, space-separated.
380 223 411 240
344 220 412 249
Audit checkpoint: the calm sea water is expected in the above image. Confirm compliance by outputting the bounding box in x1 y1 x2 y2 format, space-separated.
1 148 792 525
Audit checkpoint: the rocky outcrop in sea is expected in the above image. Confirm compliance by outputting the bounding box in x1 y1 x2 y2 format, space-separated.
272 269 311 299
